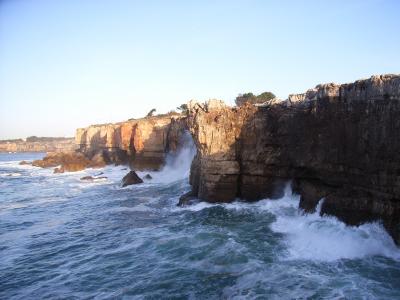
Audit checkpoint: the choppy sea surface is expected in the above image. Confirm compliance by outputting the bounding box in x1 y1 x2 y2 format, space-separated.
1 146 400 299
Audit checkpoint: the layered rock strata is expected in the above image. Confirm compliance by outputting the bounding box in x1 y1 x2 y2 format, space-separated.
33 113 188 173
0 137 75 153
75 113 186 170
186 75 400 244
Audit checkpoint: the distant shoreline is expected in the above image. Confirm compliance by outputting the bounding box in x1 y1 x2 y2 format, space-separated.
0 137 75 153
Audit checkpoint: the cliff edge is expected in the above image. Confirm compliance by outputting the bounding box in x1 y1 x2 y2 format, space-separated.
186 74 400 244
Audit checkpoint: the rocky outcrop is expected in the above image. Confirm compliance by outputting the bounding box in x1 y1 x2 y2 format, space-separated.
121 171 143 187
32 113 188 173
32 151 103 173
186 75 400 244
75 113 187 170
0 137 75 153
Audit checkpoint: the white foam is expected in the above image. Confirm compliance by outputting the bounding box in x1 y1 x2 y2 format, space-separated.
272 199 400 261
171 201 215 212
139 131 196 184
187 183 400 262
0 172 22 177
222 184 400 261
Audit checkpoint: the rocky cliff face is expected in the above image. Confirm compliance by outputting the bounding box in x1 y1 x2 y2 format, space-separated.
0 137 75 153
186 75 400 244
75 114 187 170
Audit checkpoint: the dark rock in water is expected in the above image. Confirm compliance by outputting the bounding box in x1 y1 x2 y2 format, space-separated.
80 175 108 181
19 160 31 165
121 168 128 171
53 167 64 174
121 171 143 187
94 172 104 176
144 174 152 180
178 191 198 206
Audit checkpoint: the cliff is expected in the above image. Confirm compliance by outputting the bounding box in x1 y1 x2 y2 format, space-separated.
75 113 186 170
186 74 400 244
0 137 75 153
32 113 187 173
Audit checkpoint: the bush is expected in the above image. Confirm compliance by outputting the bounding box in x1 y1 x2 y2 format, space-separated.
146 108 156 117
176 104 188 115
235 91 276 106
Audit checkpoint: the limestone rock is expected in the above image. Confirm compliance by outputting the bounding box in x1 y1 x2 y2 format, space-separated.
33 151 91 172
0 137 75 153
185 74 400 244
76 114 187 170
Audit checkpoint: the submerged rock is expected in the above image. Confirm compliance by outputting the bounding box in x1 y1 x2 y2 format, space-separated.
177 191 198 206
53 167 64 174
19 160 31 165
121 171 143 187
80 175 108 182
144 174 152 180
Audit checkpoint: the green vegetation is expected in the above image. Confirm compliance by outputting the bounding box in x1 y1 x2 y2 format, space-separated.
146 108 156 117
176 103 188 114
235 91 276 106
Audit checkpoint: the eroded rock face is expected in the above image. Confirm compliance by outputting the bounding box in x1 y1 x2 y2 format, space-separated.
186 74 400 244
33 151 92 172
34 113 188 173
75 114 187 170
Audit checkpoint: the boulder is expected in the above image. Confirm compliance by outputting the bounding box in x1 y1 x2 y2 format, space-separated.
144 174 152 180
19 160 31 165
121 171 143 187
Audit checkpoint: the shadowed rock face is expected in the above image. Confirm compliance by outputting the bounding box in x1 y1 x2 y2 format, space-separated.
186 75 400 244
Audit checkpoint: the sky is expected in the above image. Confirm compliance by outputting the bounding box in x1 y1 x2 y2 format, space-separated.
1 0 399 139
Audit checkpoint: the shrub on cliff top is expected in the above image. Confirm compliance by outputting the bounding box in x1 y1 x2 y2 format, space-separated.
235 91 276 106
146 108 156 117
177 104 189 115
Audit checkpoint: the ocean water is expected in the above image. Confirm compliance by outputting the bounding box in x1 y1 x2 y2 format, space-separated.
1 146 400 299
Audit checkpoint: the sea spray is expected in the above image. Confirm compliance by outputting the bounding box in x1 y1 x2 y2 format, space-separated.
1 153 400 299
138 131 196 183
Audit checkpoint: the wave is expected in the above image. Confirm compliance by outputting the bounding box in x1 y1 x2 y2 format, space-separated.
176 184 400 262
0 172 22 177
138 131 196 184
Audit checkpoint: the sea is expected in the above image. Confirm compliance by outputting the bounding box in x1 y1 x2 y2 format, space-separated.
1 138 400 299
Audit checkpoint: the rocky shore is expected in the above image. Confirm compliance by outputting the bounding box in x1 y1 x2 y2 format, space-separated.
185 74 400 244
0 137 75 153
27 74 400 244
32 113 187 173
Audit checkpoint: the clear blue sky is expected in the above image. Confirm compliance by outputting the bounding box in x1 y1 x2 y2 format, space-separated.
1 0 399 139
